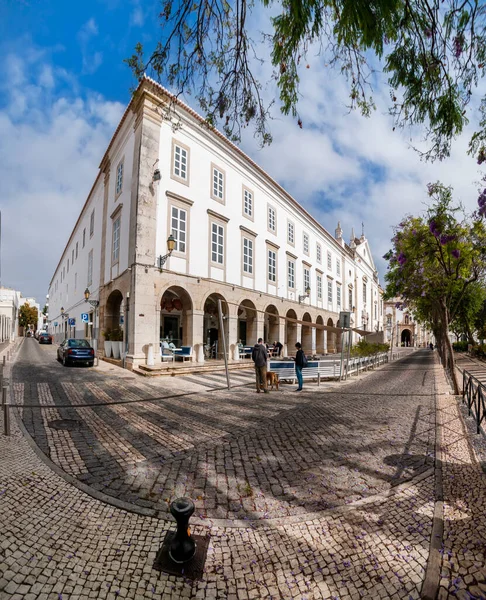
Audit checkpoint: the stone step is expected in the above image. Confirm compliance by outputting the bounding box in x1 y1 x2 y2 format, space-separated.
135 362 252 377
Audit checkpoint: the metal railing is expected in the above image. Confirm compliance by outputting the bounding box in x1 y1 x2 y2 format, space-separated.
462 369 486 434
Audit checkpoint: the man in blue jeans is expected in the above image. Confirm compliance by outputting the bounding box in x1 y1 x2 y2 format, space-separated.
252 338 269 393
294 342 305 391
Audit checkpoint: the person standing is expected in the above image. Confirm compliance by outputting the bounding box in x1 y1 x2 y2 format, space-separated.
294 342 305 391
252 338 269 393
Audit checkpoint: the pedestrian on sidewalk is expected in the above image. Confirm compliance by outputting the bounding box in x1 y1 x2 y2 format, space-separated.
252 338 269 393
294 342 306 391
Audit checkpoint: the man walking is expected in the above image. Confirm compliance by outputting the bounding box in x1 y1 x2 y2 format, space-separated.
252 338 269 393
294 342 305 391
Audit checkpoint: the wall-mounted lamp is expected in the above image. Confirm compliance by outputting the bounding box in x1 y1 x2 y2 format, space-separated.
153 169 161 182
158 234 176 271
84 288 99 308
299 286 311 304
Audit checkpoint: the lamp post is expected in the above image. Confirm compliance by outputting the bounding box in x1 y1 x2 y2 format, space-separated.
158 235 176 271
298 286 311 304
84 288 100 365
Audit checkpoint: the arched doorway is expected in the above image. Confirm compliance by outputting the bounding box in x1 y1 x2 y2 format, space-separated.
105 290 124 334
160 286 193 347
264 304 280 345
204 293 229 358
327 317 336 353
401 328 412 347
237 300 257 345
285 309 298 351
302 312 312 354
316 315 325 354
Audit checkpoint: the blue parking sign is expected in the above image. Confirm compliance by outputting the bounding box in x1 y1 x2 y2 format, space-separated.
68 318 76 326
81 313 89 323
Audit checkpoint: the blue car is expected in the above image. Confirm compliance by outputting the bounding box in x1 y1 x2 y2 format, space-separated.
57 339 95 367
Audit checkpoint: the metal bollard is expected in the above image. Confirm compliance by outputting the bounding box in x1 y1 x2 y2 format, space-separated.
169 498 196 563
2 356 5 367
2 386 9 436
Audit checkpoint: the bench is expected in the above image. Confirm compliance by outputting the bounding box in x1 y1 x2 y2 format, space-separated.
173 346 192 362
268 361 340 385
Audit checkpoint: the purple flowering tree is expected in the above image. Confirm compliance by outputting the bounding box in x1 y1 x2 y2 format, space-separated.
385 183 486 394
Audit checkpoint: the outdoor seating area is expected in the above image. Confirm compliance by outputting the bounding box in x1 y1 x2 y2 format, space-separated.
173 346 192 361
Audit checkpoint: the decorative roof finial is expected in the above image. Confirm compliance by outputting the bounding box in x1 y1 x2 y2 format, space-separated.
350 228 356 249
335 221 343 240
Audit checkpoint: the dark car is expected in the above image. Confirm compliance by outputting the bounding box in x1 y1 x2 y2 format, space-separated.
57 338 95 367
38 332 53 344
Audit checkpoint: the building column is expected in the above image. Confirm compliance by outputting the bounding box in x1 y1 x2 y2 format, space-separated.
256 313 265 342
278 318 286 357
188 309 205 363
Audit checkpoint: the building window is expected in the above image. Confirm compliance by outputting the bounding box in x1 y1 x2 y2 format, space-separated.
171 206 187 253
304 267 310 292
288 221 295 245
71 249 74 263
74 272 77 292
328 280 333 303
327 251 332 270
288 260 295 289
243 238 253 274
337 285 341 309
303 232 309 255
75 242 78 259
243 187 253 219
316 243 322 264
268 249 276 282
363 281 367 304
116 160 124 196
112 217 121 264
83 229 86 248
349 288 353 309
67 259 70 273
387 315 392 326
375 303 377 319
268 205 276 233
172 141 189 183
336 258 341 277
90 210 95 237
87 250 93 286
211 166 224 202
317 274 322 300
211 223 224 264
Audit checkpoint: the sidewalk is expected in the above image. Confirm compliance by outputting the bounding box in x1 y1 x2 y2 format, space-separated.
0 349 485 599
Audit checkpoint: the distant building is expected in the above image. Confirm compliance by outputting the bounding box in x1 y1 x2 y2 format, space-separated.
384 299 433 347
0 287 20 342
47 77 384 368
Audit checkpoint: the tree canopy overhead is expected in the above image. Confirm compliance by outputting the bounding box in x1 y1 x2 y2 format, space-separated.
127 0 486 159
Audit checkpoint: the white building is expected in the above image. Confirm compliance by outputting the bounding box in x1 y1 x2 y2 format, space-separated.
47 77 383 368
0 287 20 342
384 299 432 347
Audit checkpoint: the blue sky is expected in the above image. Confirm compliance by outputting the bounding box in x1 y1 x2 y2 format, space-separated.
1 0 484 304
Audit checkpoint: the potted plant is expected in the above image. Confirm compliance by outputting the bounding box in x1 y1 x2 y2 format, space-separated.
111 327 123 359
103 328 112 358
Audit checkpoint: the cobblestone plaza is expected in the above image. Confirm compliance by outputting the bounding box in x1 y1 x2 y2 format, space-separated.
1 340 485 599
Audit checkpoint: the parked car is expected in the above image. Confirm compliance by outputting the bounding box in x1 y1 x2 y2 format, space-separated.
38 332 53 344
57 339 95 367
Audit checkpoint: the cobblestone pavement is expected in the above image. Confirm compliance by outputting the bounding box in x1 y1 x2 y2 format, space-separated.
13 340 436 521
3 341 485 598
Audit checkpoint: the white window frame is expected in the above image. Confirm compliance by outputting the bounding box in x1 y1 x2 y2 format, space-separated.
337 285 341 309
336 257 341 277
327 280 333 303
115 159 124 197
211 164 225 203
363 281 367 305
317 274 323 300
316 243 322 264
87 250 93 287
287 220 295 246
112 216 121 265
242 186 254 220
268 205 276 234
288 259 295 289
82 228 86 248
211 222 224 265
349 287 353 310
171 139 190 185
303 232 309 256
327 251 332 271
170 205 187 254
268 249 277 283
304 267 310 292
90 210 95 238
242 237 253 275
75 242 78 259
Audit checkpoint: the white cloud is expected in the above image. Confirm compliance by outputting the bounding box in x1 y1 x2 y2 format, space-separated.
77 18 103 75
130 7 145 27
0 47 124 302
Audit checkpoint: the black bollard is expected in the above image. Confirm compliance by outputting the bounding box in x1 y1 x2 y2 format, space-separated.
153 496 210 580
168 497 196 563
